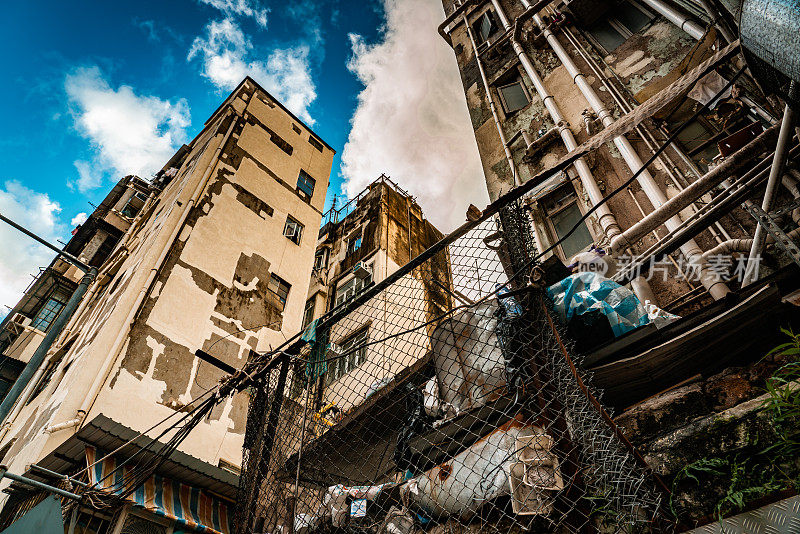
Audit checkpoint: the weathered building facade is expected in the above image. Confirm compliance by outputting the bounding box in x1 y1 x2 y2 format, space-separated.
297 176 448 413
0 175 149 402
0 77 334 533
438 0 796 308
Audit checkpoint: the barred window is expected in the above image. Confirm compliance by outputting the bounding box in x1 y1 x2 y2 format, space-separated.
325 327 369 385
334 266 373 308
31 287 71 331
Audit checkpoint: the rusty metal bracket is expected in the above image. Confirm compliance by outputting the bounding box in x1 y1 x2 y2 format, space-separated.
744 203 800 267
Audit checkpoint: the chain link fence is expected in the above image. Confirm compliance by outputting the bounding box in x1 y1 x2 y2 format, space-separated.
235 200 669 534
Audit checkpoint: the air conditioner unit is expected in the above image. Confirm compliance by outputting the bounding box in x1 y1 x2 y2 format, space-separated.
353 262 371 280
10 313 31 328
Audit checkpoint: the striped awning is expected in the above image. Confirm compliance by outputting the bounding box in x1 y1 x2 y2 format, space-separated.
85 447 231 534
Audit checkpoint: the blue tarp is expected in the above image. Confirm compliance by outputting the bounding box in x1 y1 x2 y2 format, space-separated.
546 272 680 338
0 495 63 534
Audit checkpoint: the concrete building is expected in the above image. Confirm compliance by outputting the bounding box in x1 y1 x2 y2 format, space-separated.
294 175 448 421
437 0 793 308
0 175 149 402
0 76 334 534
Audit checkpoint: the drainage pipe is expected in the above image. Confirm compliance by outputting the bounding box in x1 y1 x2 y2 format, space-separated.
491 0 655 302
67 109 238 430
463 13 520 188
640 0 706 39
557 20 732 243
742 83 798 285
610 124 779 254
0 267 97 425
530 11 729 299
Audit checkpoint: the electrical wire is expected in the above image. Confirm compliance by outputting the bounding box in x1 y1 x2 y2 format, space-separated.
529 65 746 262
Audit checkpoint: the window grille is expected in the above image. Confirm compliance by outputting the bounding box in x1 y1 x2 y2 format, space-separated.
334 266 372 308
30 287 71 331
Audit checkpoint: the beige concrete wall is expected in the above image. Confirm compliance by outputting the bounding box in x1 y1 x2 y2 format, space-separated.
0 79 334 495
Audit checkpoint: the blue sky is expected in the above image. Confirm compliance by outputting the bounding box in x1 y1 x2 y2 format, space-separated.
0 0 487 313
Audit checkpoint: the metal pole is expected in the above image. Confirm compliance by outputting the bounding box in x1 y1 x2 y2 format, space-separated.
0 267 97 424
742 82 798 286
0 465 82 500
0 211 90 272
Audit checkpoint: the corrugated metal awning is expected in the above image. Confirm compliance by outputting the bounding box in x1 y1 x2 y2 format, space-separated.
18 414 238 502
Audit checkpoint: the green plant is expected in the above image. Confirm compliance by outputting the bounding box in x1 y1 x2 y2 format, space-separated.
670 328 800 522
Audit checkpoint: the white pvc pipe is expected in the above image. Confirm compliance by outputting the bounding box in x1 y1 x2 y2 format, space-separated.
743 86 798 285
491 0 656 302
463 12 520 188
640 0 706 39
531 12 729 299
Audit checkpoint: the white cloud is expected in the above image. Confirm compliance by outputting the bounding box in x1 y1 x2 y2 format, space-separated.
340 0 488 232
188 18 317 124
65 66 191 191
198 0 269 28
72 160 103 192
70 212 88 227
0 181 62 318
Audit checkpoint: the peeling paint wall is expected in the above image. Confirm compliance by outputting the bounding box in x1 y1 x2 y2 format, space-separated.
0 79 334 491
441 0 753 307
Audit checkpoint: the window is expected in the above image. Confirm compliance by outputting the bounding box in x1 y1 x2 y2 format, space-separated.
303 298 316 328
68 508 114 534
292 124 301 134
270 131 294 155
334 266 373 308
325 328 369 385
498 78 530 114
267 274 291 307
297 170 316 197
120 191 148 219
586 0 655 53
314 249 328 271
473 10 500 45
542 188 594 260
284 216 304 245
347 234 362 256
30 287 71 331
309 136 324 152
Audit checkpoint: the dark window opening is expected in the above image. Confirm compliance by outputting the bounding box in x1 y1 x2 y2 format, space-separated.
314 249 328 271
267 274 291 307
297 170 316 197
586 0 655 53
302 298 316 328
473 10 500 45
309 136 324 152
284 216 304 245
89 236 116 267
346 234 362 257
270 131 294 156
498 77 531 114
292 124 301 134
120 191 148 219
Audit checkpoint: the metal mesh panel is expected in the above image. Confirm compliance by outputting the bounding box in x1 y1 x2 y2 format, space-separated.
234 201 669 533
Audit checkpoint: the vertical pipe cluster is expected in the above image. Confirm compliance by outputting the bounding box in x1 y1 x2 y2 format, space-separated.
525 6 729 299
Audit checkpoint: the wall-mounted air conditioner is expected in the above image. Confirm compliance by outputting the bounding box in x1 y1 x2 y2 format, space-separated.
10 313 31 328
353 262 371 280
